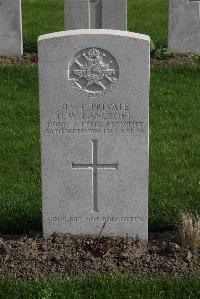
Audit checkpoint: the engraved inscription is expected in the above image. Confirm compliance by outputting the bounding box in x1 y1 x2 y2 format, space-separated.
72 140 118 212
48 216 144 223
45 102 145 136
68 48 119 98
180 31 200 42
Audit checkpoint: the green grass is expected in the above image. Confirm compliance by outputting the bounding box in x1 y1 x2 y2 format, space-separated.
0 66 41 232
22 0 167 52
128 0 168 47
150 66 200 229
0 276 200 299
0 65 199 233
22 0 64 53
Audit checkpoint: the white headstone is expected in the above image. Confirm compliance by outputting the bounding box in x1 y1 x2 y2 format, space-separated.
38 29 150 240
168 0 200 54
64 0 127 30
0 0 23 57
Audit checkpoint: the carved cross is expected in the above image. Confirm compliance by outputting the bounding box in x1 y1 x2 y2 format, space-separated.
72 140 118 212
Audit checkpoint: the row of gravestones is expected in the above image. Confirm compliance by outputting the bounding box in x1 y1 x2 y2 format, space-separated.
0 0 200 57
1 0 199 240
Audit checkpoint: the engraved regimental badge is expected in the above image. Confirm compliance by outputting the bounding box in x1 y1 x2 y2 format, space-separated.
68 48 119 98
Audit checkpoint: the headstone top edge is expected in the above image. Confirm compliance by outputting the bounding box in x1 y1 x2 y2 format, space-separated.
38 30 150 43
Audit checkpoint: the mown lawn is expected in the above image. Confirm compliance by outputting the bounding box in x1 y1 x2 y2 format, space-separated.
0 276 200 299
0 65 199 233
22 0 168 52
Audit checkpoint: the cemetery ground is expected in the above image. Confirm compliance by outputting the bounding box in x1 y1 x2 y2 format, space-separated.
0 65 199 233
0 0 199 298
0 63 199 297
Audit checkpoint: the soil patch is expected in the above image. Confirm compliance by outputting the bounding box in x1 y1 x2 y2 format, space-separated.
0 53 199 66
0 53 38 65
151 54 199 66
0 232 199 279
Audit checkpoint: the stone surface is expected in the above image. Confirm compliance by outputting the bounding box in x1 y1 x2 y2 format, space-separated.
168 0 200 54
0 0 23 56
38 29 150 239
64 0 127 30
64 0 89 30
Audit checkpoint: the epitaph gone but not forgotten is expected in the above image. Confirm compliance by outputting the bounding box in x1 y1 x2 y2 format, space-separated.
38 30 150 239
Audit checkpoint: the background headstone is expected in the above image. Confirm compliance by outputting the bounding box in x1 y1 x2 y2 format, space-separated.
38 29 150 239
64 0 127 30
0 0 23 57
64 0 89 30
168 0 200 54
